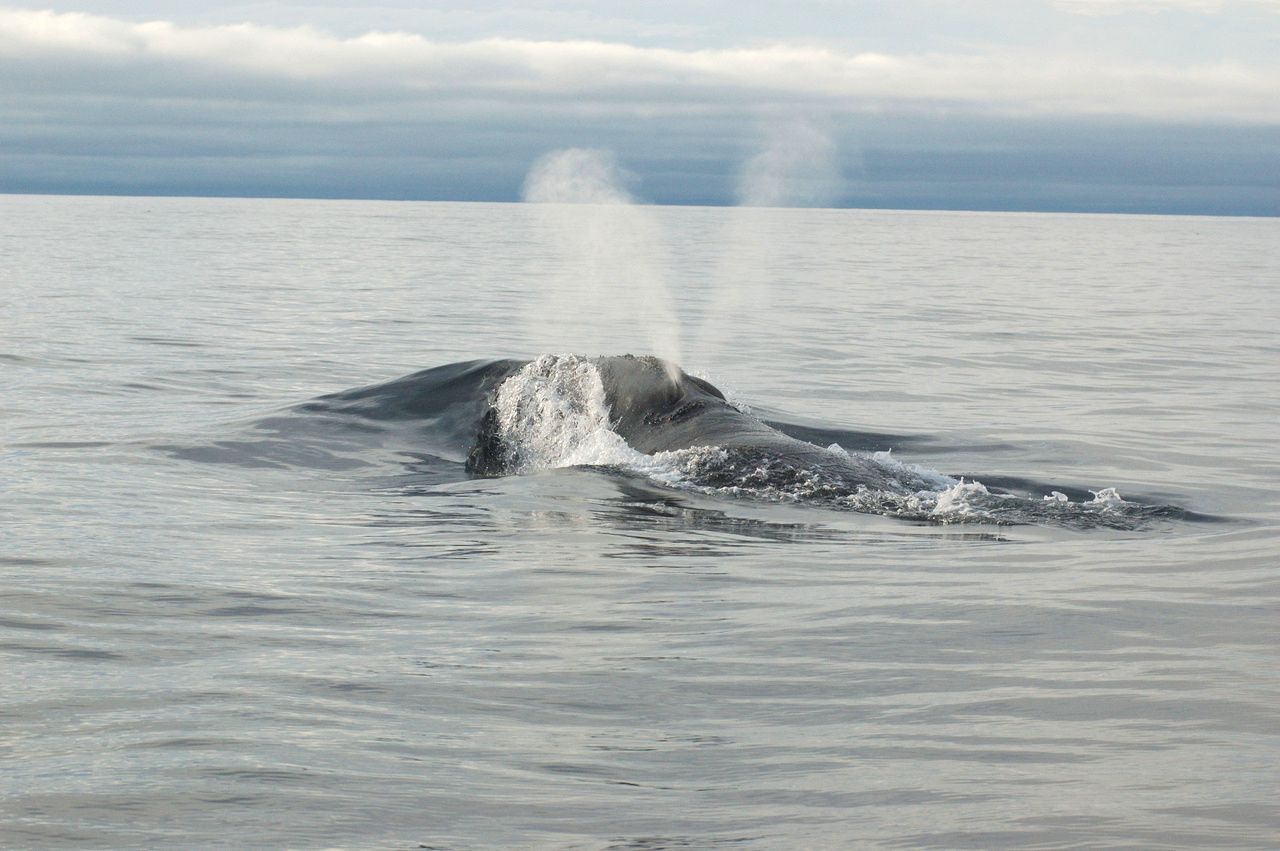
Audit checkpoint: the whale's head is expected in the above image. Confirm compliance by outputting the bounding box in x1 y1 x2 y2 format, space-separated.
593 355 732 453
465 353 744 475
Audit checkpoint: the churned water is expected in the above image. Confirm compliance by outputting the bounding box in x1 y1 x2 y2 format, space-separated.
2 194 1278 848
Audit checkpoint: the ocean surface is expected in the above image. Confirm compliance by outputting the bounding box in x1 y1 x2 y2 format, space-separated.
2 194 1278 849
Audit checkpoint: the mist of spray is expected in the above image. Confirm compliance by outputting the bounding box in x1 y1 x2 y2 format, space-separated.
523 148 634 205
692 117 846 372
521 148 682 381
736 117 844 209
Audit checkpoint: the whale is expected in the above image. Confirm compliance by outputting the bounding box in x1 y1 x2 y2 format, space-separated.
292 353 1193 529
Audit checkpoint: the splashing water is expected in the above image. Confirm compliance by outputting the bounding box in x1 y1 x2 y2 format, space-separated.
491 354 638 472
490 355 695 483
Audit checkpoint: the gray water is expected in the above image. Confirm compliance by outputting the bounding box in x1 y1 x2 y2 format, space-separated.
2 194 1279 848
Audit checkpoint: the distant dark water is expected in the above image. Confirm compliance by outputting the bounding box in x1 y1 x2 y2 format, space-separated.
3 195 1279 848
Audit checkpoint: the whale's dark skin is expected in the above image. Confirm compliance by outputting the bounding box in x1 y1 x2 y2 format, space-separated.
467 355 905 492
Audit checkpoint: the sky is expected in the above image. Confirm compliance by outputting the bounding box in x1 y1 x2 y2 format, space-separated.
1 1 1278 214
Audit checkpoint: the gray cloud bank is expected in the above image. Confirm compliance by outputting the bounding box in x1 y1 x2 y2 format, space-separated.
2 8 1277 214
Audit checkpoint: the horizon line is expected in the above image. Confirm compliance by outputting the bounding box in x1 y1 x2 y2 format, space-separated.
2 189 1275 220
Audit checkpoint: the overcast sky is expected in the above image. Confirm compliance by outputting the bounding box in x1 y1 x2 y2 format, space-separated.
2 1 1277 213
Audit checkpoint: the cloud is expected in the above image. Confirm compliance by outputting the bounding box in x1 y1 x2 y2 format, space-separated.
1053 0 1280 14
0 8 1277 122
0 8 1276 214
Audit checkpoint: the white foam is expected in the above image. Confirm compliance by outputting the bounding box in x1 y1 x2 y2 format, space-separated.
492 355 693 482
1089 487 1125 504
871 448 958 491
931 479 991 518
493 354 632 472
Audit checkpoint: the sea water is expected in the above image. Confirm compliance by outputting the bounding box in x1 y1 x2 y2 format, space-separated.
2 195 1278 848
